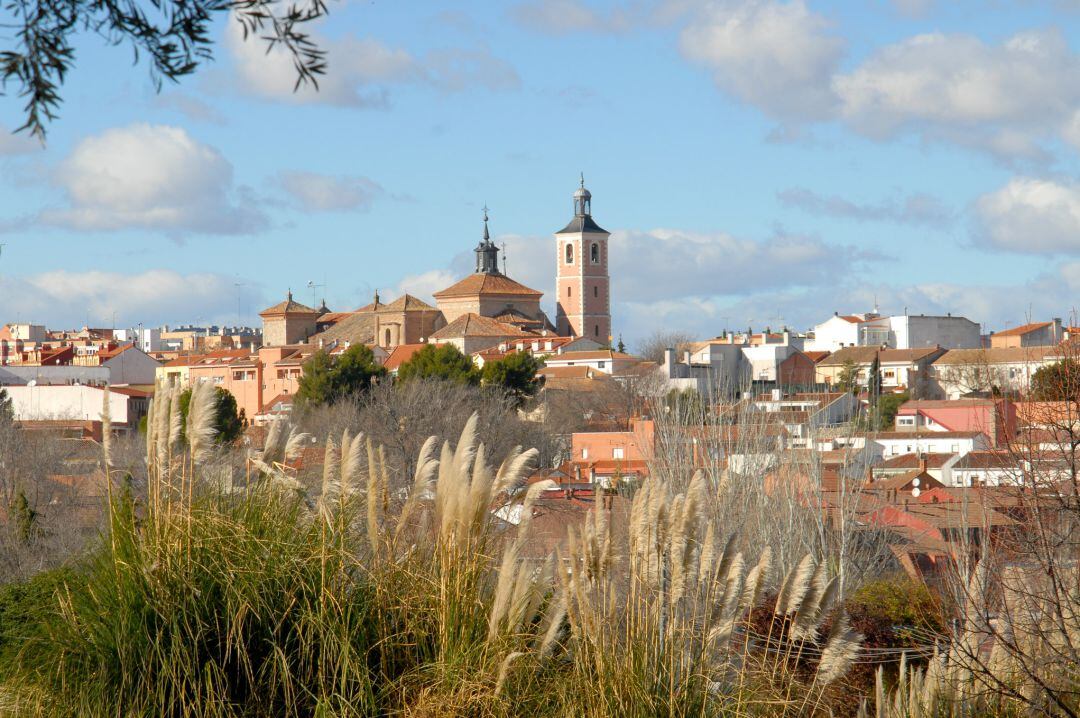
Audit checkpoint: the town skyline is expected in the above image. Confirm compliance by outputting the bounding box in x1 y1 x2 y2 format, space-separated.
3 0 1080 341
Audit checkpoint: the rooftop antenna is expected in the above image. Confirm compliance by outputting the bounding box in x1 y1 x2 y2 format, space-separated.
307 279 324 309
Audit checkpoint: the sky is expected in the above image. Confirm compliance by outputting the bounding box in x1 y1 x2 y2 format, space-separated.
2 0 1080 347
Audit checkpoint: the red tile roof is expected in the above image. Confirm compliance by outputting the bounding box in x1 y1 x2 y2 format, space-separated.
430 313 538 339
993 321 1052 337
383 343 426 371
432 273 542 299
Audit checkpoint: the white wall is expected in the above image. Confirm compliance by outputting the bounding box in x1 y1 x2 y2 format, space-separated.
890 315 980 350
103 347 160 385
5 385 131 423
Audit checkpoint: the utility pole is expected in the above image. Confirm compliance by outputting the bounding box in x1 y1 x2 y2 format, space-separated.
234 281 244 327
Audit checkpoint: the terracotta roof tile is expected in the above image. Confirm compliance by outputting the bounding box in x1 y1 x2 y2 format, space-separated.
432 273 542 299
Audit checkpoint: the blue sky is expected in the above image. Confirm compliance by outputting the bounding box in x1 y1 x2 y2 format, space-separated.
2 0 1080 345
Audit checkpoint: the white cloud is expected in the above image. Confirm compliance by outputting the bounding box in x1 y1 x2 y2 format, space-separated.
226 19 518 106
974 177 1080 254
778 187 954 227
278 171 384 212
395 269 460 301
0 125 40 156
0 270 250 327
678 0 843 120
42 123 265 234
833 29 1080 153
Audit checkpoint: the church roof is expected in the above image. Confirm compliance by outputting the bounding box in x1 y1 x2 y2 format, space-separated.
432 273 542 299
355 293 438 313
309 314 377 347
556 214 608 235
430 313 539 340
259 294 319 318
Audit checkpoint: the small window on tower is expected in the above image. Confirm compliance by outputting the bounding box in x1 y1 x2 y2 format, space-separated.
593 286 598 298
567 286 572 297
591 243 599 263
565 243 574 264
594 325 599 337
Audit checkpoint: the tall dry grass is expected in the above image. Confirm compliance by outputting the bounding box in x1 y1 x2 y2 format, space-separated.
0 382 866 717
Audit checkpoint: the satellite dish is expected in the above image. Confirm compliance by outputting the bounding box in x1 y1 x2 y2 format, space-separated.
912 477 921 487
912 487 921 498
27 380 36 387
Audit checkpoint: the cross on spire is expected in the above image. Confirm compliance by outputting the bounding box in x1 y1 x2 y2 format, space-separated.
482 204 490 241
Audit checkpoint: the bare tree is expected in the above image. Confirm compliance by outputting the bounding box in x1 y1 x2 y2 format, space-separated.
635 329 697 364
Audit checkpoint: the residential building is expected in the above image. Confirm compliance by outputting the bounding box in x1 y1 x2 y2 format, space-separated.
872 430 990 458
816 346 946 395
4 384 148 428
931 346 1063 399
989 319 1063 348
541 349 642 376
570 418 654 485
893 399 1017 447
807 312 979 352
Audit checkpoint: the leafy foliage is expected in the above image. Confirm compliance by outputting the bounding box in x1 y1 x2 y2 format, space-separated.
1030 359 1080 401
1 0 329 139
0 387 12 424
397 343 480 385
11 488 37 542
876 392 909 431
480 350 543 406
296 344 386 407
837 359 860 395
178 385 244 444
0 565 78 665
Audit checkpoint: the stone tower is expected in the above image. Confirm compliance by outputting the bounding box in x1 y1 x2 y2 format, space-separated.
555 176 610 341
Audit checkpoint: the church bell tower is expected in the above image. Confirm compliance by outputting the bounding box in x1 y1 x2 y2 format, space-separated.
555 176 611 342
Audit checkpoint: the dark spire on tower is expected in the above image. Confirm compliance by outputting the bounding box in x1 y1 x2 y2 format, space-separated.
475 204 500 274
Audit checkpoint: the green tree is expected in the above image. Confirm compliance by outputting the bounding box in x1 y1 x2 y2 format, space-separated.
296 345 386 407
11 489 36 543
481 351 544 406
179 386 245 444
837 359 861 395
876 392 909 431
1030 359 1080 401
0 388 12 424
2 0 328 139
397 344 480 385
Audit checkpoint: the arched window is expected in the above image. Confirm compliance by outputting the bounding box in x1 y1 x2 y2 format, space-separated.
567 286 572 297
591 243 599 263
565 243 574 264
384 328 391 346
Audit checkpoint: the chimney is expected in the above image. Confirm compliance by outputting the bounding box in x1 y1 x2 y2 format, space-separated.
664 347 676 373
1053 317 1063 342
919 456 927 474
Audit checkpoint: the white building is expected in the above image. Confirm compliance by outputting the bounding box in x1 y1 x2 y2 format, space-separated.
872 430 989 458
932 346 1063 399
115 327 163 353
807 311 979 352
4 384 143 426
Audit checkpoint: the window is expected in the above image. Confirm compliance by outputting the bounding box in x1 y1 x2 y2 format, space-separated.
598 361 606 369
582 447 589 459
591 243 599 263
593 286 598 298
594 325 599 337
567 286 572 297
613 447 624 459
384 328 391 346
565 243 574 264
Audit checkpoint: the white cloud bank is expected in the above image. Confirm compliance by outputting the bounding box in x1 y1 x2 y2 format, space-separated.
226 19 519 107
42 123 265 234
975 177 1080 254
0 269 252 327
